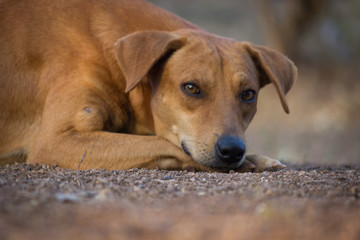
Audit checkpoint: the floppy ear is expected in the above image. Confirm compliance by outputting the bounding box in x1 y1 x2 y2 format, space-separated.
114 31 186 93
242 42 297 113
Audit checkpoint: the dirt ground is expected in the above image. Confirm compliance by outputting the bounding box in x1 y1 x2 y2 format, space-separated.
1 163 359 240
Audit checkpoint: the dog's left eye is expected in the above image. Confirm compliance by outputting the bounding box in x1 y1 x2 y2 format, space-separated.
182 83 201 95
241 90 256 103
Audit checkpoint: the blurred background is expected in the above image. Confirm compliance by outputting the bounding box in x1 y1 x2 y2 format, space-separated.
149 0 360 165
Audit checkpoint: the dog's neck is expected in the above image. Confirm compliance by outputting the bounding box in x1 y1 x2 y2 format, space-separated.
128 82 155 135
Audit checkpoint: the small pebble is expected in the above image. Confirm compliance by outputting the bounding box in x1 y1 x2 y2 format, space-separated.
55 193 81 203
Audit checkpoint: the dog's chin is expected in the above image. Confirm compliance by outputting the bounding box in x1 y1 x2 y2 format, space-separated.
190 153 245 172
204 157 245 172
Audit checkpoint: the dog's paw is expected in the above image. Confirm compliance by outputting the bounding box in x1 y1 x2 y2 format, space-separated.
240 154 286 173
156 158 208 171
156 158 183 170
235 159 256 173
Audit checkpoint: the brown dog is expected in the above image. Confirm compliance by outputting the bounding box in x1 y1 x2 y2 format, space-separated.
0 0 296 172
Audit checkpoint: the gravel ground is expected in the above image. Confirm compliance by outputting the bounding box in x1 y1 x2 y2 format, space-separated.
1 163 359 240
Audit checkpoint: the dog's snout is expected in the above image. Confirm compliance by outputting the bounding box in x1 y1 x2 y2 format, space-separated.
215 136 246 164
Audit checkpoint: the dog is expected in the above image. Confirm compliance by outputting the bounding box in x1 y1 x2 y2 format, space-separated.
0 0 296 172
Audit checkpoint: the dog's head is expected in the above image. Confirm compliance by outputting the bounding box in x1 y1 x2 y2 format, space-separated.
115 29 296 171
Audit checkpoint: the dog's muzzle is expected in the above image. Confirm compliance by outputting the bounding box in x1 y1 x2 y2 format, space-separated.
215 135 246 165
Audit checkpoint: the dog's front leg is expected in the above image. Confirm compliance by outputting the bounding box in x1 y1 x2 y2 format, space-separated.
28 130 201 170
237 155 287 173
26 81 205 171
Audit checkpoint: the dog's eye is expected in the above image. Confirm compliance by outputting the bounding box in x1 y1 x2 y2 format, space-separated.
182 83 201 95
241 90 256 103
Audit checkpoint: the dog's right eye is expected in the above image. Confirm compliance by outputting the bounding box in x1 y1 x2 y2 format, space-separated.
241 89 256 103
182 83 201 96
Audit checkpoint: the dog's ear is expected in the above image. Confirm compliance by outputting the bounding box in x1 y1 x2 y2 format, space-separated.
242 42 297 113
114 31 186 93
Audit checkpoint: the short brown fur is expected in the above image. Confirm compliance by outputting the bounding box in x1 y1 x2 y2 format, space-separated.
0 0 296 171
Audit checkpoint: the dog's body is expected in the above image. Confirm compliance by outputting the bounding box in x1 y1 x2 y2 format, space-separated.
0 0 296 171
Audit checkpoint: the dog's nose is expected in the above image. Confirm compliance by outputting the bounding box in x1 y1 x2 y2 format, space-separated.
215 136 246 164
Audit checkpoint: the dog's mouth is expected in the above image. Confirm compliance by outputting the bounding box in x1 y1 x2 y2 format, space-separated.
181 141 192 157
